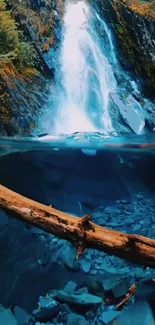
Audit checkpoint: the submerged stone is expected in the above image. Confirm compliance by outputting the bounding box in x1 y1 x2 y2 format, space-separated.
56 242 77 269
39 295 57 309
51 290 103 306
67 313 89 325
135 279 155 308
0 307 17 325
112 301 155 325
132 224 141 232
13 306 29 324
101 311 121 324
64 281 77 293
80 260 91 273
104 206 120 214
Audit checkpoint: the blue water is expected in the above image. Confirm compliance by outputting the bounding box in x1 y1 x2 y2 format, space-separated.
0 132 155 158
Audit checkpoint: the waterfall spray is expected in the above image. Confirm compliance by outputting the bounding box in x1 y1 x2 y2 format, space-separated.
53 0 117 134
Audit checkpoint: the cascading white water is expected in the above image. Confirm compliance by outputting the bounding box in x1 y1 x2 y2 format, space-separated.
38 0 145 137
53 0 117 134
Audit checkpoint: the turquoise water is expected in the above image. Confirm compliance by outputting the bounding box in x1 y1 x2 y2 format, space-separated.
0 132 155 157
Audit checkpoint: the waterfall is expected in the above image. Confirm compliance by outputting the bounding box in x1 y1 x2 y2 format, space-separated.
53 0 118 135
39 0 145 136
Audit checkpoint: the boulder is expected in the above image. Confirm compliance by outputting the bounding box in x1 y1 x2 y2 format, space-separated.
32 296 59 322
56 242 77 269
135 278 155 311
67 313 89 325
110 93 145 134
50 290 103 307
111 301 155 325
91 272 132 298
101 311 121 324
0 306 17 325
13 306 29 325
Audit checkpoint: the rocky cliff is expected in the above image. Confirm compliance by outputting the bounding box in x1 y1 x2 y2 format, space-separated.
1 0 155 136
0 0 63 136
94 0 155 98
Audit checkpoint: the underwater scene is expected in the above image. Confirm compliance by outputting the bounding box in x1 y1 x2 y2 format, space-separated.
1 0 155 324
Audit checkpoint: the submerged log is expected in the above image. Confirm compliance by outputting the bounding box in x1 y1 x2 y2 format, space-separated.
0 184 155 268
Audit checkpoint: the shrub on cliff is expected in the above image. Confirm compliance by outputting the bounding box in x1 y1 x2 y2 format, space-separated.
0 0 19 54
15 42 36 68
0 0 36 69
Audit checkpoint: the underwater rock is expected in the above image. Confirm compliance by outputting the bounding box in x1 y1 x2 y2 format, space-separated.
32 304 59 322
64 281 78 294
56 242 77 269
135 278 155 311
0 306 17 325
29 293 59 323
80 260 91 274
67 313 89 325
31 302 71 324
104 206 120 214
90 272 132 298
103 276 132 299
76 287 88 295
39 295 58 309
101 310 121 324
111 301 155 325
13 306 29 325
50 290 103 307
132 224 141 232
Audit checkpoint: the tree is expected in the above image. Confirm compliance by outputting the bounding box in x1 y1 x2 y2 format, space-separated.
0 0 36 69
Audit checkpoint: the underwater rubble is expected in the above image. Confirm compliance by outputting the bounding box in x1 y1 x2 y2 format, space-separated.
0 190 155 324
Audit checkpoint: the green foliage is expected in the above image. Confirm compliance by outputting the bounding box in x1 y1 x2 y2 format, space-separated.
150 0 155 10
15 42 36 68
0 0 19 54
0 0 36 69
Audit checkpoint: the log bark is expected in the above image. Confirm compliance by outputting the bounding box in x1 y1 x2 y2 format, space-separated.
0 184 155 268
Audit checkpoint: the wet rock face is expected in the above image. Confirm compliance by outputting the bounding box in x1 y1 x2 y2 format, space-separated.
94 0 155 98
0 73 50 136
0 0 63 136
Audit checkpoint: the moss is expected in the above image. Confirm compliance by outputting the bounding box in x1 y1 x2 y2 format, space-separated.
100 0 155 95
